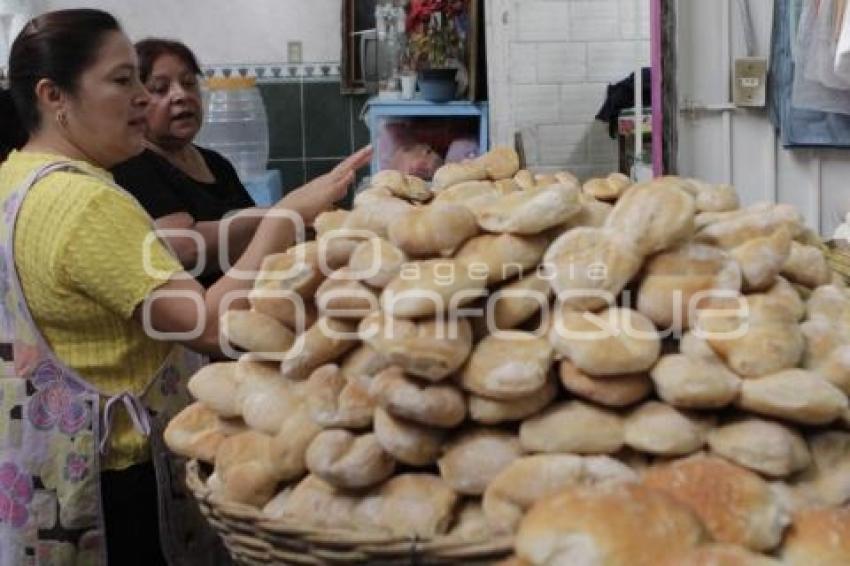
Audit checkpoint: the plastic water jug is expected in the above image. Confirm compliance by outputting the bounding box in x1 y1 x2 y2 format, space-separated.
196 77 269 181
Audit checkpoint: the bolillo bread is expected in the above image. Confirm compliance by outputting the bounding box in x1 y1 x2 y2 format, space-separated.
642 455 791 552
780 505 850 566
559 359 651 407
706 418 810 477
624 401 715 456
467 374 558 424
359 312 473 382
515 482 707 566
163 402 231 463
459 331 553 400
483 454 638 534
475 183 582 235
388 202 479 258
437 428 523 496
519 400 625 455
372 407 444 466
305 430 395 489
304 364 374 429
369 366 466 428
650 353 741 409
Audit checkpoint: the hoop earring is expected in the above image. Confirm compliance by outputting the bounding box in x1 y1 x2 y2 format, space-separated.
56 110 68 129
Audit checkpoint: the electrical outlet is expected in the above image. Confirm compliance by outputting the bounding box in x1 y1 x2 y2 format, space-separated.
287 41 303 65
733 57 767 107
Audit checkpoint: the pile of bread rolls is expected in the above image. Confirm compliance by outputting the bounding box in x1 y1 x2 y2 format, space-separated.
166 145 850 565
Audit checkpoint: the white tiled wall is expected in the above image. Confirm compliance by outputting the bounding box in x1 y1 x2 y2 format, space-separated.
487 0 651 179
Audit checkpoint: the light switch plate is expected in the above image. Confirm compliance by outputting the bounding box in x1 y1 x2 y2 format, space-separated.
733 57 767 107
287 41 303 64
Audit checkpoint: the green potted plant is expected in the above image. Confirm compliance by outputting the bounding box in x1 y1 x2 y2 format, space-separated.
406 0 468 102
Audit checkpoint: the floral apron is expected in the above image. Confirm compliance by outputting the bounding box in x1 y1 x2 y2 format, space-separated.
0 162 204 565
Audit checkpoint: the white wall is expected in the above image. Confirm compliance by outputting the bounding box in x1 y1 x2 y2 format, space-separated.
676 0 850 237
487 0 650 179
38 0 341 65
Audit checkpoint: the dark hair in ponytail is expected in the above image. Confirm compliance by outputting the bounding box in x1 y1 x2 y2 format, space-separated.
0 89 27 162
8 9 121 133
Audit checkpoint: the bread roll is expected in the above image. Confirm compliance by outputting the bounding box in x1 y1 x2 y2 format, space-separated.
281 474 359 530
650 354 741 409
373 407 443 466
438 429 523 495
781 241 832 289
305 430 395 489
237 360 305 434
381 258 487 318
267 405 322 480
550 307 661 376
248 287 318 331
314 268 379 320
371 169 432 202
279 317 358 380
624 402 714 456
807 284 850 322
483 454 638 534
695 182 740 213
353 185 392 207
432 180 501 213
663 544 780 566
253 246 326 299
605 181 696 256
707 418 810 477
544 227 643 312
642 455 791 551
213 430 279 507
359 312 473 381
516 482 706 566
304 364 374 429
679 330 724 362
187 362 242 417
520 401 625 455
432 161 488 192
347 238 406 289
476 145 520 180
459 331 554 400
339 344 390 379
556 193 614 231
343 197 415 239
163 402 229 463
699 315 804 378
695 203 802 250
388 203 478 258
455 233 548 285
559 360 651 407
486 272 552 331
475 183 582 235
780 507 850 566
353 474 459 537
730 227 792 292
582 172 632 201
637 243 742 332
220 309 296 356
792 431 850 508
260 487 293 520
737 369 848 425
313 209 349 236
370 366 466 427
446 500 492 542
468 375 558 424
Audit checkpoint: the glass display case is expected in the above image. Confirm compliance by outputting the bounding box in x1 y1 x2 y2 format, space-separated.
364 97 489 179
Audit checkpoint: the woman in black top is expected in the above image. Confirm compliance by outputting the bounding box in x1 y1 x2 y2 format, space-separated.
112 38 260 287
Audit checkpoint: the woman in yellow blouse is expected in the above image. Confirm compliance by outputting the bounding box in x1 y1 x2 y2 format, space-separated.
0 8 369 566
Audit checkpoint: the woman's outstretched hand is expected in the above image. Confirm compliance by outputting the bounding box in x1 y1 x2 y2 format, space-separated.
279 145 373 223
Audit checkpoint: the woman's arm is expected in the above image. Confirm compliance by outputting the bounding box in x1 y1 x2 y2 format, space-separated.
135 146 371 354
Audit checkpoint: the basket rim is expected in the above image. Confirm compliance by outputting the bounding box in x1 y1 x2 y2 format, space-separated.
184 459 515 563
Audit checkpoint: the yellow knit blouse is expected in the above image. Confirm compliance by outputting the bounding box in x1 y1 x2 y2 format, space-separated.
0 151 184 470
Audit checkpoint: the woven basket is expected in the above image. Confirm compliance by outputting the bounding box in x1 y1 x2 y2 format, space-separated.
185 460 514 565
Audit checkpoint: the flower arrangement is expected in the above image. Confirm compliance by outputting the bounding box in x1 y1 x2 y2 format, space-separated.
405 0 469 70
